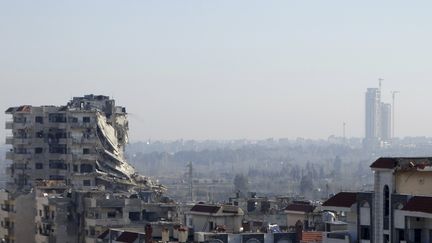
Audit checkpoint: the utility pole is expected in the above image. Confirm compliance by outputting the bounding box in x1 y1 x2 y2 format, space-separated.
391 91 400 139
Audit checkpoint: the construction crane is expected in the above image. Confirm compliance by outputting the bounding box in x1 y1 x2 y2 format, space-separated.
391 91 400 138
379 78 384 93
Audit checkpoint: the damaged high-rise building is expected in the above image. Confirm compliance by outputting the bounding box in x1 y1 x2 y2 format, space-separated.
1 95 175 243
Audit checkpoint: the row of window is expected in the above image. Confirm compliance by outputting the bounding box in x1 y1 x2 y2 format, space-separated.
14 114 93 124
31 147 92 154
35 162 94 173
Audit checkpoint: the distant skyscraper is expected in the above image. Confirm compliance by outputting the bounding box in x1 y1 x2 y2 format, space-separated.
380 103 392 141
365 88 381 139
364 88 392 148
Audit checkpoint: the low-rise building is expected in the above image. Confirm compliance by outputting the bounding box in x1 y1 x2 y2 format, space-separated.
186 204 244 233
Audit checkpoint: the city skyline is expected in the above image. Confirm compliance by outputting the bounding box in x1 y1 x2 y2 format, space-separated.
1 1 432 141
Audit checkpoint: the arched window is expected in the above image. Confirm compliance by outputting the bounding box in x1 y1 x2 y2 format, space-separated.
361 201 370 208
384 185 390 216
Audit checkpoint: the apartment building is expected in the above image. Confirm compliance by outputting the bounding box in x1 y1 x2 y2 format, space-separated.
1 95 171 243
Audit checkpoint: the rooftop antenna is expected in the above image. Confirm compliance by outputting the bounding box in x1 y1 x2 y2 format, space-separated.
391 91 400 139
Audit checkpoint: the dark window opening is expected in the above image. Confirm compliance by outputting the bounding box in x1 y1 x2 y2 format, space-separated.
83 117 91 123
384 185 390 216
80 164 93 173
129 212 140 221
397 229 405 241
49 160 67 170
383 185 390 230
90 227 95 236
49 144 67 154
35 131 44 138
107 212 116 218
360 226 370 240
49 175 64 180
83 180 91 186
414 229 421 242
83 148 90 154
35 147 43 154
73 165 78 172
48 113 67 123
35 163 43 169
35 116 43 124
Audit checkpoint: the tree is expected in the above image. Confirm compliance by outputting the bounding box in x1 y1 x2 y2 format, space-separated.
233 174 249 198
299 175 314 195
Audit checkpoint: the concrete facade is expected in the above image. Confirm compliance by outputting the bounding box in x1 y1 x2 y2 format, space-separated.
1 95 173 243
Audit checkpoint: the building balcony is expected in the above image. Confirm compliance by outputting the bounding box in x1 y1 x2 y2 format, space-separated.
5 136 13 144
85 217 126 227
72 137 98 145
48 154 72 160
5 166 12 176
96 198 126 208
5 151 14 160
13 138 31 145
1 205 12 212
70 122 95 129
12 153 32 160
5 121 13 130
73 154 98 161
12 122 30 129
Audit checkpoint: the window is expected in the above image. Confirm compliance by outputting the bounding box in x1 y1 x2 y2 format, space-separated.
49 144 67 154
384 185 390 216
383 185 390 230
35 163 43 169
48 113 66 123
35 116 43 124
83 148 90 154
360 226 370 240
414 229 421 242
80 164 93 173
49 175 65 180
397 229 405 241
107 212 116 218
35 148 43 154
73 165 78 172
129 212 140 221
49 160 67 170
83 180 91 186
83 117 91 123
90 227 95 236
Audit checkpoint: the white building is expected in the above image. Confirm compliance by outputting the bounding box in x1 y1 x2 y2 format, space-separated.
323 157 432 243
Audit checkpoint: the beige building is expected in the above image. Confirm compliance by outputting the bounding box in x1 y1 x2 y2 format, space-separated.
186 204 244 233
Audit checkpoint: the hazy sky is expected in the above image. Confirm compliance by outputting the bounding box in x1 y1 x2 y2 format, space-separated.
1 1 432 141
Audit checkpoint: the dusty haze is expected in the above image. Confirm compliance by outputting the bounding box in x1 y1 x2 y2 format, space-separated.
1 1 432 141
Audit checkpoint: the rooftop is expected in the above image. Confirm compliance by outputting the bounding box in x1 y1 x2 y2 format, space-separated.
402 196 432 214
370 157 432 170
190 204 221 214
285 203 316 213
322 192 357 208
